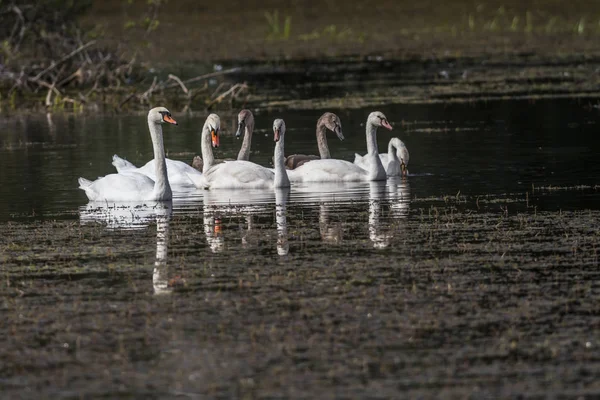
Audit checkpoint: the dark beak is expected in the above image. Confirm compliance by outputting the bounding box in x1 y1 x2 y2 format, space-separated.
235 121 245 139
335 125 345 141
401 162 407 176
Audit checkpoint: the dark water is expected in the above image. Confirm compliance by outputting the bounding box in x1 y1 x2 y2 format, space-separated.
0 98 598 220
2 99 600 398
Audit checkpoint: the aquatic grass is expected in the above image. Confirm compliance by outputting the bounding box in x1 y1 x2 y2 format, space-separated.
264 10 292 40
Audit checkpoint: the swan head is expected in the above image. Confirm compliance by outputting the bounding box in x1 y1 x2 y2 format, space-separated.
320 112 344 140
149 106 178 125
236 109 254 139
273 119 286 142
368 111 392 131
191 155 203 172
205 113 220 148
390 138 409 176
398 143 409 176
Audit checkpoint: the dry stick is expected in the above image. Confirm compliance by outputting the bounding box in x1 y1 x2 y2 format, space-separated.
167 74 189 95
118 92 137 110
30 40 96 82
163 67 241 89
207 83 245 109
44 81 63 107
57 66 83 87
209 82 226 99
140 76 158 103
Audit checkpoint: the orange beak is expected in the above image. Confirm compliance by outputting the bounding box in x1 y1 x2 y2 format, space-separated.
163 115 178 125
211 130 219 148
214 218 222 234
274 128 280 142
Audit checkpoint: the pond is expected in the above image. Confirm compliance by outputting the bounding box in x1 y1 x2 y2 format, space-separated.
1 98 600 397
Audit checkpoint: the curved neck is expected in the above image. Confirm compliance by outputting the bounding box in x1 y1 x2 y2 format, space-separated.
149 119 171 200
201 125 215 174
274 137 290 188
364 122 386 180
388 139 400 162
316 120 330 159
237 122 253 160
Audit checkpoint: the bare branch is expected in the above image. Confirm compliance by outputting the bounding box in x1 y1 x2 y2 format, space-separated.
30 40 97 82
167 74 189 95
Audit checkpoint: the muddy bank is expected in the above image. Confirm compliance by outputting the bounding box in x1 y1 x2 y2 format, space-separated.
5 0 600 112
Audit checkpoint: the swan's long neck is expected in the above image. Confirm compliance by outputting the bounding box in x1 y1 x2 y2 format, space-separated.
365 122 386 180
388 138 400 162
149 119 171 200
316 119 330 159
237 122 253 160
201 125 215 174
366 123 379 155
274 135 290 188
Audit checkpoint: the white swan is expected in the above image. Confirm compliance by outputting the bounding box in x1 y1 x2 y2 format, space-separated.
200 119 290 189
78 107 177 201
355 137 409 176
191 109 255 172
287 111 392 183
285 112 344 169
111 115 220 187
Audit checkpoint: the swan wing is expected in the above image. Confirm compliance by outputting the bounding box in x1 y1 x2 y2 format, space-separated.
112 154 137 172
205 160 274 189
79 172 156 201
288 159 368 183
130 158 198 187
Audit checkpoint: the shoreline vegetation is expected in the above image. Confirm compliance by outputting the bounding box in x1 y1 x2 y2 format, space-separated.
2 0 600 113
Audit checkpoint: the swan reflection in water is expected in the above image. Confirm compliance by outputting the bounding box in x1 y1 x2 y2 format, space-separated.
79 201 174 295
202 188 290 255
291 179 410 248
152 206 172 295
369 179 411 248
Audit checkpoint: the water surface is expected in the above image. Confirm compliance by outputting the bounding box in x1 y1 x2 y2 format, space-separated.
1 99 600 398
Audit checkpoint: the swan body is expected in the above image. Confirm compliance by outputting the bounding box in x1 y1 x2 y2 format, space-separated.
191 109 255 172
112 155 203 187
112 114 223 187
285 112 344 169
287 111 392 183
354 137 409 176
201 119 290 189
78 107 177 201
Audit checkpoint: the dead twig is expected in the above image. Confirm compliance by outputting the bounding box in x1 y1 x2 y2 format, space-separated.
140 76 158 104
207 83 248 109
30 40 96 82
118 92 137 111
167 74 189 95
163 67 241 90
